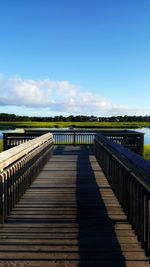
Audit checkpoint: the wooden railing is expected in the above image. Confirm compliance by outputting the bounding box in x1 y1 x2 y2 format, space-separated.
0 133 54 224
94 133 150 256
3 130 144 155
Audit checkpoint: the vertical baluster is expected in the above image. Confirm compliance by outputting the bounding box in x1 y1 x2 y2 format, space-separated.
10 165 15 210
55 133 57 144
145 192 150 256
55 134 57 144
17 161 22 200
139 188 146 247
73 132 75 145
78 133 80 145
67 133 69 145
4 171 8 220
0 173 5 224
7 168 12 215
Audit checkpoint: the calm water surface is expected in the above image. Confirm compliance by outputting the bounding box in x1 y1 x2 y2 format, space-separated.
133 128 150 144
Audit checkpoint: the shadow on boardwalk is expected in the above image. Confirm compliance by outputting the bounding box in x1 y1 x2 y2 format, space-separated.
54 145 126 267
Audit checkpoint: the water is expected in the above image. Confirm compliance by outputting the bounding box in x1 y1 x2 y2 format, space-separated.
0 128 24 139
133 128 150 144
0 127 150 144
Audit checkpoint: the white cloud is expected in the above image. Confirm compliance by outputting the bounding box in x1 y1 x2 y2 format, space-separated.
0 74 149 116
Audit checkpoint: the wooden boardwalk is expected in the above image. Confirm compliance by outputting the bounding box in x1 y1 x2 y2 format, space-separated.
0 146 149 267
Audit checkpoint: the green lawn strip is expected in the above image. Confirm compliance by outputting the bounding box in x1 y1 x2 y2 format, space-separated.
0 140 3 152
0 121 150 128
144 145 150 161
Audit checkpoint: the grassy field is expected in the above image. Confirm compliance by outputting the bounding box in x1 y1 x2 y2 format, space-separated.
0 140 3 152
0 121 150 128
144 145 150 161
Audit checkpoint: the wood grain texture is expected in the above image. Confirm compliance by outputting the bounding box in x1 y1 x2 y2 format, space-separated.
0 133 53 170
0 145 149 267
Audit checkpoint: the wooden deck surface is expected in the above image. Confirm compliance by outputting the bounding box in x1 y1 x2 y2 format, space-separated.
0 146 149 267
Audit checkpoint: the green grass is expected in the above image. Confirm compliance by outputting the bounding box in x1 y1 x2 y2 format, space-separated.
0 140 3 152
0 121 150 128
144 145 150 161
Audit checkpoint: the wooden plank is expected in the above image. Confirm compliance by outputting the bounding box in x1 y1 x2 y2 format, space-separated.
0 261 149 267
0 251 148 260
0 244 144 252
0 145 148 266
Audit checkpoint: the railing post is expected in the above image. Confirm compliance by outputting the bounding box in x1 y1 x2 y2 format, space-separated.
73 131 76 146
140 134 144 156
3 133 7 151
145 193 150 256
0 174 5 224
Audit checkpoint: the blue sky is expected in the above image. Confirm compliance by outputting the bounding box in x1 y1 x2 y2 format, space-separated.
0 0 150 116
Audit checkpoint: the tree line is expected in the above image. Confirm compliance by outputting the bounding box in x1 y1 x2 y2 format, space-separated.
0 113 150 122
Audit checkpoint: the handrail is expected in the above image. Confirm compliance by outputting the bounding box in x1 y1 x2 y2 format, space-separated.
0 133 53 171
3 129 144 155
95 134 150 190
0 133 54 224
94 133 150 256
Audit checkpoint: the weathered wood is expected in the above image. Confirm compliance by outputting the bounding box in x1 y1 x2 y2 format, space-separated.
94 134 150 257
0 133 54 224
0 145 148 266
0 133 53 170
3 129 144 155
0 262 149 267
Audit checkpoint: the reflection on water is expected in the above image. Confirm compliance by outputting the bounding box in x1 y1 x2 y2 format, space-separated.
0 127 150 144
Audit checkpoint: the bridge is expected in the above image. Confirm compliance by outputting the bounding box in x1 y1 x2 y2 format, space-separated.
0 131 149 266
